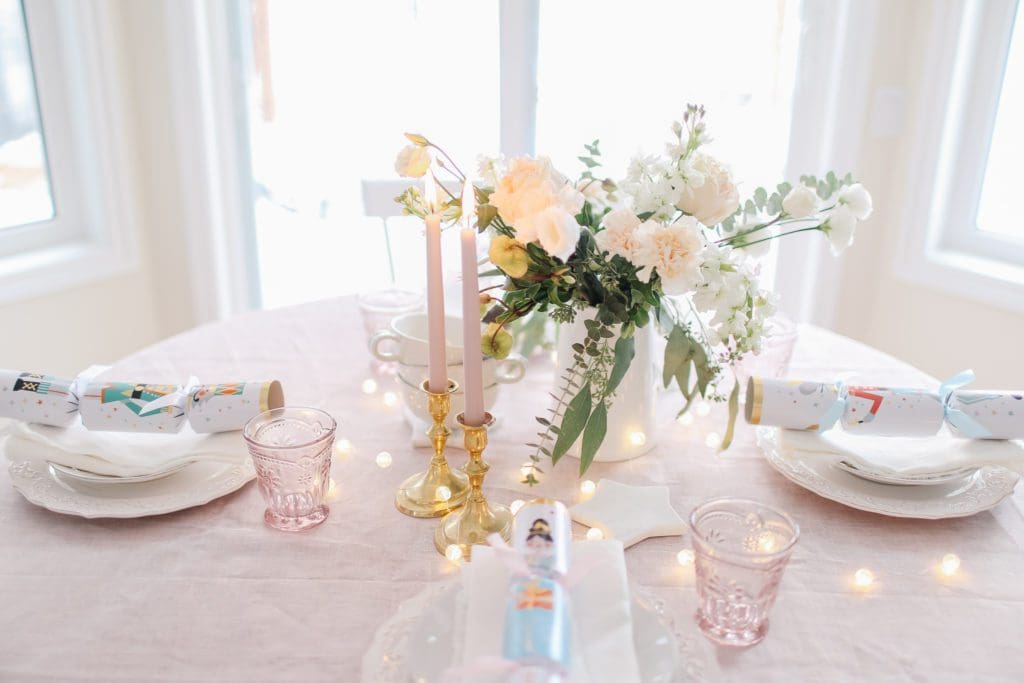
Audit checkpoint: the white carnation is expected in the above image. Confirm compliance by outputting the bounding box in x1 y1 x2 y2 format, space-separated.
595 208 642 261
675 153 739 226
825 204 857 254
632 216 705 294
838 183 873 220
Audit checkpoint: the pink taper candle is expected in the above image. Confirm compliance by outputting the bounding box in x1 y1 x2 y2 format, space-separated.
460 178 486 426
424 172 448 393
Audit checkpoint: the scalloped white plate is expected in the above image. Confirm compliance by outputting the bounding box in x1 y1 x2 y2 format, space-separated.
757 427 1019 519
6 452 255 519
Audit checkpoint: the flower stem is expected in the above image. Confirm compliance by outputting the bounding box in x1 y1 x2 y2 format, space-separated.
733 225 824 248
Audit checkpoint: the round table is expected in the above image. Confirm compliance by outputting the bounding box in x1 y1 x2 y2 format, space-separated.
3 297 1023 681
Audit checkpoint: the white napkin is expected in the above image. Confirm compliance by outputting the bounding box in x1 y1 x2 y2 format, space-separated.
460 540 641 683
779 427 1024 477
1 420 248 477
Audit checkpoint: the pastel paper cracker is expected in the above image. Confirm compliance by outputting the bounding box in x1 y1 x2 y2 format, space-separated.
187 380 284 433
946 390 1024 440
78 381 188 433
840 386 944 437
0 369 78 428
745 376 843 431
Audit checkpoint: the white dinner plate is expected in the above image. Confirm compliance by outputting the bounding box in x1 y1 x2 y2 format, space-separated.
832 460 978 486
363 581 684 683
6 452 255 519
47 460 192 485
757 426 1019 519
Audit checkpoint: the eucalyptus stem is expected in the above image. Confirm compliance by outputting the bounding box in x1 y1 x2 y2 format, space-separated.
734 225 825 249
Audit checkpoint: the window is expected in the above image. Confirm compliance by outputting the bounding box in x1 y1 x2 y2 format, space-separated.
0 0 136 304
232 0 800 309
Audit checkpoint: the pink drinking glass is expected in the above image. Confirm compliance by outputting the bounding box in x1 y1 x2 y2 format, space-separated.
243 407 336 531
690 498 799 647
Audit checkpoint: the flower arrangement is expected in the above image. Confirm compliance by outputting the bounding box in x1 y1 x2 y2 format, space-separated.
395 105 872 481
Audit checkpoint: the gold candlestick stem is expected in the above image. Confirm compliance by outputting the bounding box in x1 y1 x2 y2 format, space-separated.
395 379 470 518
434 412 512 559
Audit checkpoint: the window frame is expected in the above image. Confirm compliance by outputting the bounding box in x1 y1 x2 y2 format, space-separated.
0 0 138 305
896 0 1024 312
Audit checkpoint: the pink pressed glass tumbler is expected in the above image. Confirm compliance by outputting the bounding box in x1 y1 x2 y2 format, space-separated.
690 498 799 647
243 407 336 531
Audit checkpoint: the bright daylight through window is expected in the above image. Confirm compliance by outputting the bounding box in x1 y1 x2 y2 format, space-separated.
241 0 799 309
976 2 1023 239
0 0 54 231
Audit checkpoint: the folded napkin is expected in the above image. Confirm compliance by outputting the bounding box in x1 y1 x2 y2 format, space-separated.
1 420 248 477
460 540 641 683
779 426 1024 478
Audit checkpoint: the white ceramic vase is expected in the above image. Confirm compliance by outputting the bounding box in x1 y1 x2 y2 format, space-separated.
555 316 658 462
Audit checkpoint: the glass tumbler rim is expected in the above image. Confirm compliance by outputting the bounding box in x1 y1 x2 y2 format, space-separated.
243 407 337 452
689 497 800 562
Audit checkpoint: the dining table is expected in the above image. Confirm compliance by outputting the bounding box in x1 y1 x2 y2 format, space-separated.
2 295 1023 682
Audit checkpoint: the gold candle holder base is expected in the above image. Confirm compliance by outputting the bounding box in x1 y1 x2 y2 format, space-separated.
434 412 512 560
395 379 470 518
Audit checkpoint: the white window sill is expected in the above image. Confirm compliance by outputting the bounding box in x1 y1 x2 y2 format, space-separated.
0 241 136 306
898 244 1024 314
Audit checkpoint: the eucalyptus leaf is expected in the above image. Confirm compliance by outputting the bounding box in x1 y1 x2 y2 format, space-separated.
720 380 740 450
606 335 636 395
551 382 592 463
662 325 690 388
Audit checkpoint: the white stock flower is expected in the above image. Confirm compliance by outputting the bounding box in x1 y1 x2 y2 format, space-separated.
527 206 581 261
476 154 506 187
693 243 774 354
394 145 431 178
595 208 642 260
837 183 873 220
824 204 857 254
675 153 739 226
632 216 705 294
782 184 820 218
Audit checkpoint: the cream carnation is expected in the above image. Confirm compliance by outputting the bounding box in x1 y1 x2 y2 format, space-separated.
595 208 642 261
633 216 705 294
675 153 739 226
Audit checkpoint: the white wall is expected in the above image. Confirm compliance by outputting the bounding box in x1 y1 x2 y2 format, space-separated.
828 0 1024 388
0 0 200 376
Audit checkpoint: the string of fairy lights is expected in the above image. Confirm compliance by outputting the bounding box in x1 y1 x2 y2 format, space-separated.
343 365 966 588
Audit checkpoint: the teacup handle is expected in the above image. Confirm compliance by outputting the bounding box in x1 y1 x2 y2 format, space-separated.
495 354 527 384
369 330 401 362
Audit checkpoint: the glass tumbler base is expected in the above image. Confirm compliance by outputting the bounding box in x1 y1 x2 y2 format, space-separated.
264 505 329 532
695 610 768 647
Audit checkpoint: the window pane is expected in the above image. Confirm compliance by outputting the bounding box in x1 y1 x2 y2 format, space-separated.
0 0 54 230
244 0 499 308
976 5 1023 239
536 0 798 198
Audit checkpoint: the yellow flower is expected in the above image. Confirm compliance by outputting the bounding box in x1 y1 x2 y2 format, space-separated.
488 235 530 278
395 145 431 178
481 323 514 360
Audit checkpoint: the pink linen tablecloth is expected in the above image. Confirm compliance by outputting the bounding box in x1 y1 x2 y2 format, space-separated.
2 296 1023 681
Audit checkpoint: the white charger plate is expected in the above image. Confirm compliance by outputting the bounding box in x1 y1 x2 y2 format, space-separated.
363 580 699 683
757 426 1019 519
6 452 255 519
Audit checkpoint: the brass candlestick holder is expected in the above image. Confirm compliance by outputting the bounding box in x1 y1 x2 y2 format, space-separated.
434 411 512 559
395 379 470 518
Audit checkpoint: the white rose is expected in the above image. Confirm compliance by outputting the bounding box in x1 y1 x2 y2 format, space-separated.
595 208 642 261
782 184 820 219
489 156 558 227
633 216 705 294
394 145 431 178
530 206 581 261
556 183 585 215
825 204 857 254
838 183 873 220
675 153 739 226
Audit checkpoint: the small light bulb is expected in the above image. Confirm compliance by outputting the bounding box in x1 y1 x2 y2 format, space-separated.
695 401 712 417
629 430 647 447
677 548 695 566
586 527 604 541
326 478 338 501
334 438 354 458
941 553 961 576
520 463 534 478
579 479 596 496
445 544 463 562
677 413 694 426
382 391 399 408
436 485 452 502
510 499 525 515
854 568 874 589
705 432 722 448
757 533 777 553
361 378 378 395
375 451 393 468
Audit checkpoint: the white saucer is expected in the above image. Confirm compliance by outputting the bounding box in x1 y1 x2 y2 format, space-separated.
47 461 192 485
832 460 977 486
363 581 687 683
757 427 1019 519
6 453 255 519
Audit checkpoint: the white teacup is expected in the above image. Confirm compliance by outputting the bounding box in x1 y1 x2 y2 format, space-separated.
369 313 526 431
